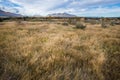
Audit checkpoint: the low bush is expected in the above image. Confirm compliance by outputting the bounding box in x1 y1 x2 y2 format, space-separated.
110 21 115 26
101 18 108 28
62 22 69 26
76 22 86 29
101 23 107 28
16 20 25 26
68 19 76 25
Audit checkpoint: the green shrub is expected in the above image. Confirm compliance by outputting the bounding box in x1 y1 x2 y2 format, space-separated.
62 22 69 26
110 21 115 26
76 22 86 29
68 19 76 25
101 18 107 28
16 20 24 26
101 23 107 28
101 24 107 28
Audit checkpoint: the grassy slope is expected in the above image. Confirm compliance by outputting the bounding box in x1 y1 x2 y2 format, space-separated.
0 22 120 80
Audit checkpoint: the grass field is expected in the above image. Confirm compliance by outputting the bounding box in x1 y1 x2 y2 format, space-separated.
0 21 120 80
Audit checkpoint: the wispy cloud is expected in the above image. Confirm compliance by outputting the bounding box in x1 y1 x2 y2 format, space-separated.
0 0 120 17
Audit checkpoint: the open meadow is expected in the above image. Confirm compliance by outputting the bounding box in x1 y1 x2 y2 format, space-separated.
0 21 120 80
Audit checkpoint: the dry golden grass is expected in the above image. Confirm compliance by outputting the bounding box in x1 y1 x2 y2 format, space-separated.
0 21 120 80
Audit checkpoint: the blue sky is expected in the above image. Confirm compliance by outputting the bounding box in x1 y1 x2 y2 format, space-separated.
0 0 120 17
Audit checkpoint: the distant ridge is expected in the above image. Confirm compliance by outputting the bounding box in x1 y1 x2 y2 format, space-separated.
0 10 22 17
47 13 76 17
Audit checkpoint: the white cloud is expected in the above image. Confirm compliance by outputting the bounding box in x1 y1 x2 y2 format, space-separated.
73 7 120 17
70 0 120 6
4 0 120 16
9 0 69 15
